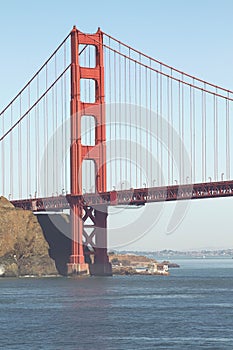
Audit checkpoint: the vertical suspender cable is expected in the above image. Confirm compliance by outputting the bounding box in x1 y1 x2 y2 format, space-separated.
114 50 117 188
35 75 39 197
1 113 5 196
214 93 217 181
124 53 127 185
181 74 184 184
149 60 152 186
88 45 91 144
27 86 31 197
10 105 13 198
189 85 192 183
135 60 137 189
55 54 58 194
167 76 170 185
145 66 148 186
43 93 45 197
215 90 218 181
160 64 163 185
90 45 93 192
64 42 68 193
170 70 173 184
19 96 22 198
108 38 112 190
139 53 142 187
119 43 122 187
192 80 196 183
52 86 55 195
178 80 181 184
156 71 159 185
129 48 132 188
61 69 64 191
45 64 48 196
202 86 206 182
88 46 92 191
226 95 230 179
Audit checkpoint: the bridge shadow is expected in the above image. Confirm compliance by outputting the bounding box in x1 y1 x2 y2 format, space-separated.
37 214 71 276
37 214 91 276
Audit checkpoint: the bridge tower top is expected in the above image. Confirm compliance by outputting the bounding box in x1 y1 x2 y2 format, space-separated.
70 26 106 195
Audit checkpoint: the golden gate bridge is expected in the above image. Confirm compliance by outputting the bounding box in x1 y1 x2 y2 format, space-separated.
1 26 233 275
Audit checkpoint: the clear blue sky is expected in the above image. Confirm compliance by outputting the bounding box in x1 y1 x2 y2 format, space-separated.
1 0 233 251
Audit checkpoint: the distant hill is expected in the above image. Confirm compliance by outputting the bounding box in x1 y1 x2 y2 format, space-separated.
116 249 233 258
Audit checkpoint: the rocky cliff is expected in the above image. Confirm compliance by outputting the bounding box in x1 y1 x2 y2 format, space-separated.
0 197 57 277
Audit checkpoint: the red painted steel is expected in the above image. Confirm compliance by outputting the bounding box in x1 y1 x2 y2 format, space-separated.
12 180 233 211
68 26 109 274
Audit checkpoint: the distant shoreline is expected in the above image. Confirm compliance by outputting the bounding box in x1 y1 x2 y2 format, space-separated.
109 252 179 276
116 249 233 259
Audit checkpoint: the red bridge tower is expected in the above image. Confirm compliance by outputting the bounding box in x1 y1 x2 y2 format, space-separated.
67 26 112 275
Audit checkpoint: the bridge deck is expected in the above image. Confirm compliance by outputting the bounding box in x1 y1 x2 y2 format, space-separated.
11 180 233 212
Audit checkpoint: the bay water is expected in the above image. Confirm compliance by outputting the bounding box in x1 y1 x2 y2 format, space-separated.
0 258 233 349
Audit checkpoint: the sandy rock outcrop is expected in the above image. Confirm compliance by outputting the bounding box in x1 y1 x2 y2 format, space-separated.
0 196 57 277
